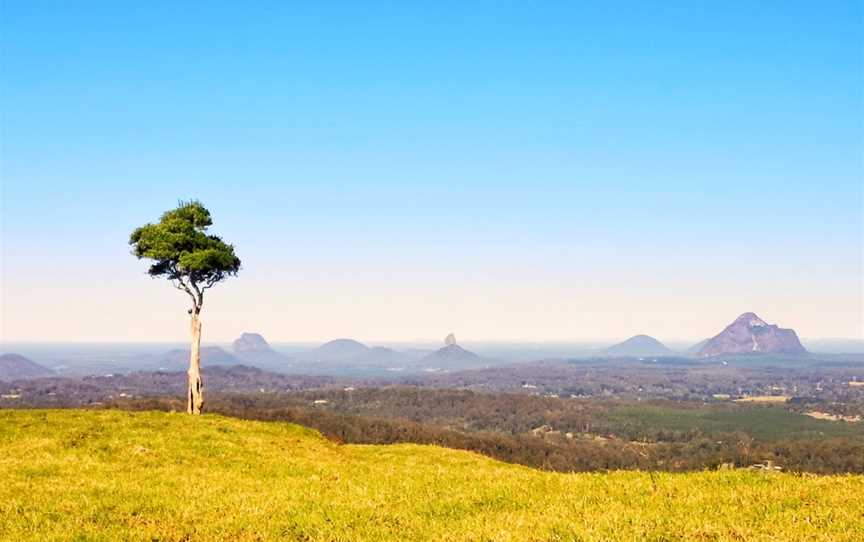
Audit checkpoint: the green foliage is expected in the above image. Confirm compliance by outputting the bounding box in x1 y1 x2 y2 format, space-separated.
606 404 864 441
129 201 240 312
1 409 862 541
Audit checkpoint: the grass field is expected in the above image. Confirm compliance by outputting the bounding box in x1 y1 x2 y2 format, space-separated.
1 410 863 541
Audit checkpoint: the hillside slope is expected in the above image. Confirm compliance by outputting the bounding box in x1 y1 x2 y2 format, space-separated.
604 335 674 356
1 410 862 541
0 353 54 380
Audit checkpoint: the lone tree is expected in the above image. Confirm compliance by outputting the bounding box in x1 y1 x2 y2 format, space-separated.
129 201 240 414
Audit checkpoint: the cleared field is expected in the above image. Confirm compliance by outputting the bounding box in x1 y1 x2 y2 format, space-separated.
734 395 790 403
805 411 862 423
1 409 862 541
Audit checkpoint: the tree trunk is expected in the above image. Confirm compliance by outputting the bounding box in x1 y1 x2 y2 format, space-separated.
187 313 203 415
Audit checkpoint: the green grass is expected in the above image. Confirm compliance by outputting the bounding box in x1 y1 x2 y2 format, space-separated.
607 404 864 440
1 410 862 541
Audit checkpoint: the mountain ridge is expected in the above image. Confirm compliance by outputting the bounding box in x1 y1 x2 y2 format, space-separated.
0 353 55 381
604 335 674 357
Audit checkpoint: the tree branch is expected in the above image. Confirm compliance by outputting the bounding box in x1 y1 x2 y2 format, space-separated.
189 278 204 314
168 263 198 313
201 273 222 291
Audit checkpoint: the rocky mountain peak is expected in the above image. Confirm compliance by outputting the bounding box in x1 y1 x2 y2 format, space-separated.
734 312 768 327
698 313 806 357
232 332 273 353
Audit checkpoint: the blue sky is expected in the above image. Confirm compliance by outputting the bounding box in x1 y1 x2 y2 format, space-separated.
1 1 862 342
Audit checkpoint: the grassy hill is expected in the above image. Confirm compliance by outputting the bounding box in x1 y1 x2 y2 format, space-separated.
1 410 862 541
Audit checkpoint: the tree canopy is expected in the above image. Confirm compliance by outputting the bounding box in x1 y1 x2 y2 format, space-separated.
129 201 240 314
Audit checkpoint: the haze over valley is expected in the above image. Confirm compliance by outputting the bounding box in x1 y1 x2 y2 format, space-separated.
3 312 861 379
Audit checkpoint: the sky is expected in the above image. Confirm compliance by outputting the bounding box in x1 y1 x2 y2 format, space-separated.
1 1 862 344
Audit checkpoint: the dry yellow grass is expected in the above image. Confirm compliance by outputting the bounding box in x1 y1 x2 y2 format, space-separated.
734 395 791 403
1 409 862 541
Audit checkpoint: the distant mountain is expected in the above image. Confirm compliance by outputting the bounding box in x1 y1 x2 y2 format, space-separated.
417 344 483 370
416 335 486 370
231 332 291 367
311 339 370 361
0 353 55 381
303 339 410 367
698 313 807 357
604 335 673 357
153 346 241 370
233 332 273 354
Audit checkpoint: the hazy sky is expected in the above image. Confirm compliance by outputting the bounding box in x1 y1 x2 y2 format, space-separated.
1 1 862 343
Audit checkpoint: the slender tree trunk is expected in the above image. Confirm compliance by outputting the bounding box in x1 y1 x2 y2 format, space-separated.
187 313 203 415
